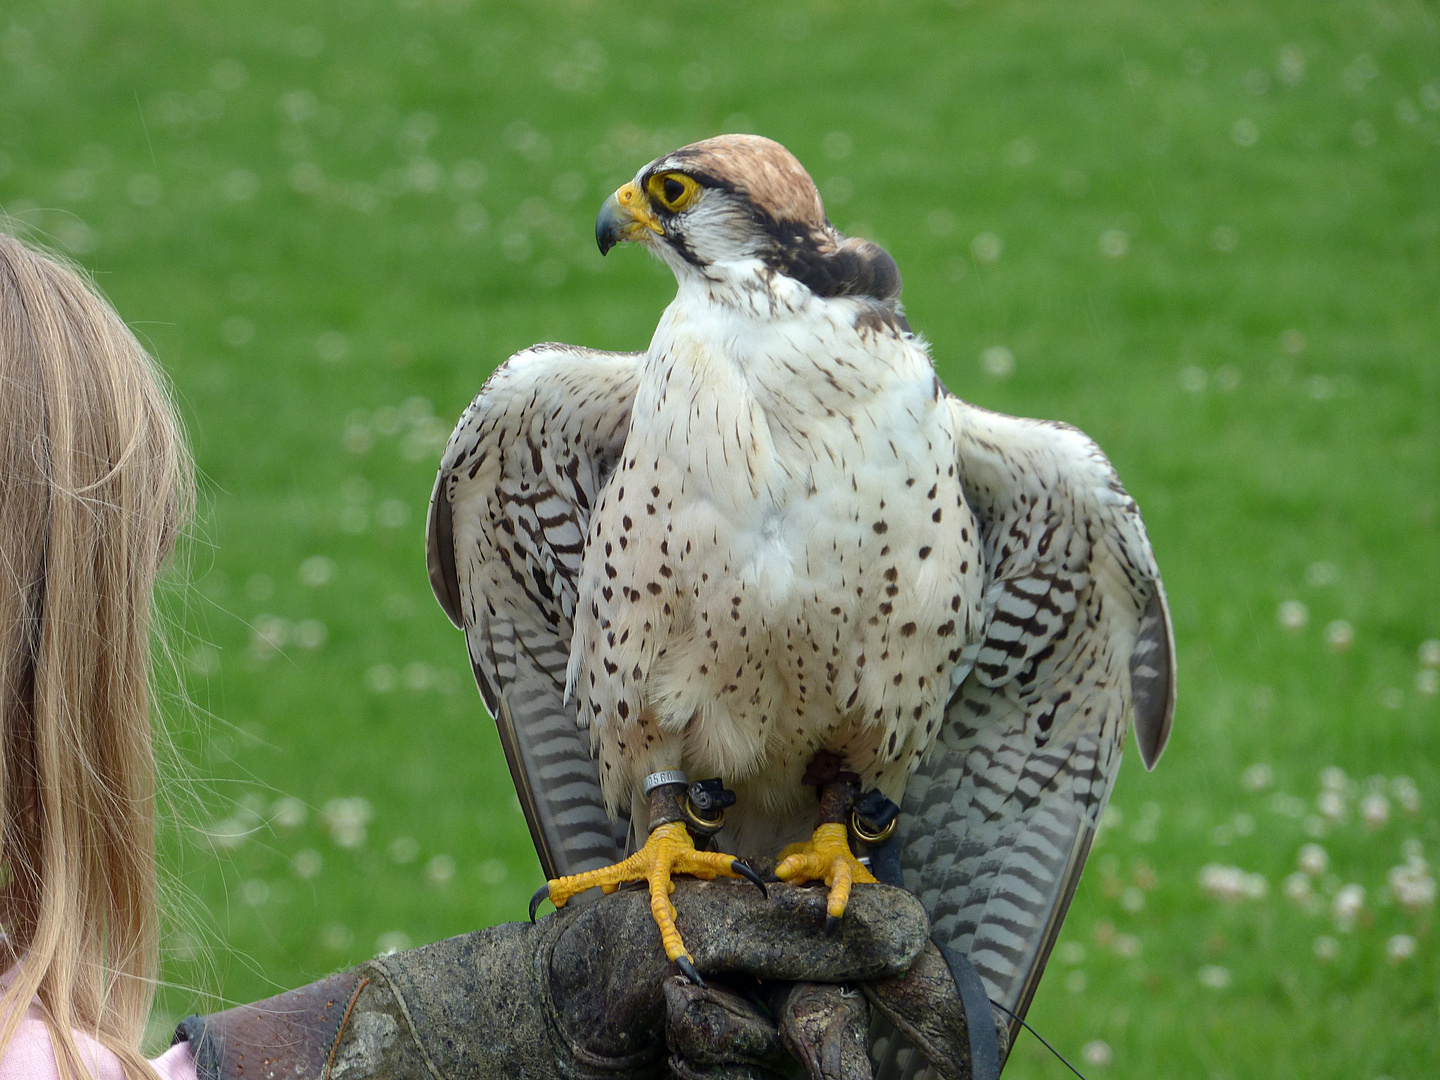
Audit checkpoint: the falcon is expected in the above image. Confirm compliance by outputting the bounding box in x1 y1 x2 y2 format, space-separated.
427 135 1174 1029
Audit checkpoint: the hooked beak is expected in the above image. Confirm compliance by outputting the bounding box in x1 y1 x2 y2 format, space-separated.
596 182 663 255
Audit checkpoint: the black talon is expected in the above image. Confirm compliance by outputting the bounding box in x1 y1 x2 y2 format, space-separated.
529 884 552 923
824 914 840 936
732 859 768 898
676 955 707 987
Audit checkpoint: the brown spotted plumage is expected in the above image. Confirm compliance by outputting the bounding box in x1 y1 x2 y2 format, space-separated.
428 135 1175 1057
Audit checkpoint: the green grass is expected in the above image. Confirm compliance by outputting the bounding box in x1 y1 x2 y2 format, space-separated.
3 0 1438 1073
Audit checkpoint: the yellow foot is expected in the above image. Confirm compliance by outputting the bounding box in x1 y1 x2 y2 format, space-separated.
775 822 878 931
530 822 763 978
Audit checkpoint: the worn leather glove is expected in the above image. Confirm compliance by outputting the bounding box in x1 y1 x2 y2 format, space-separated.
176 879 973 1080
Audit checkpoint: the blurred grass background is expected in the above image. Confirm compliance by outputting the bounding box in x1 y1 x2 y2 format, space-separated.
3 0 1438 1074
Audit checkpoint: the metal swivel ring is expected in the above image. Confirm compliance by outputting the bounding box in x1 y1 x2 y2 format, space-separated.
684 777 736 835
850 788 900 844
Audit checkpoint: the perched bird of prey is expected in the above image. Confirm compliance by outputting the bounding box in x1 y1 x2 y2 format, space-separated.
428 135 1174 1033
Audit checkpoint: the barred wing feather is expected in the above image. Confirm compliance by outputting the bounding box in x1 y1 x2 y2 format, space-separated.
893 399 1175 1065
426 344 641 881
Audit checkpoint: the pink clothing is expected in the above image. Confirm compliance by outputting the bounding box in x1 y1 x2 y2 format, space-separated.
0 1001 196 1080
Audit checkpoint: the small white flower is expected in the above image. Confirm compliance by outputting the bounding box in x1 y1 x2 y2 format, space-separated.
1332 884 1365 930
1281 329 1308 356
1242 763 1273 791
1325 620 1354 652
1386 934 1417 964
1360 793 1390 830
1320 766 1349 791
426 854 456 886
271 797 307 829
1420 640 1440 668
1199 864 1251 902
1317 790 1346 821
1388 863 1436 913
295 619 328 650
365 664 397 693
1277 44 1305 85
405 662 434 691
1313 935 1339 961
1242 873 1269 900
1082 1040 1113 1067
1179 365 1207 393
299 555 335 587
971 232 1003 263
1298 843 1328 877
240 879 270 906
343 423 372 454
1098 229 1129 258
1112 933 1142 958
323 798 373 850
1214 365 1242 393
980 345 1015 379
1278 600 1308 632
479 858 509 885
292 849 323 879
1283 871 1313 906
1197 965 1231 989
389 836 420 864
249 615 290 660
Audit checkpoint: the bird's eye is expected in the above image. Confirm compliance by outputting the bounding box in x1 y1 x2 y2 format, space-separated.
646 172 698 212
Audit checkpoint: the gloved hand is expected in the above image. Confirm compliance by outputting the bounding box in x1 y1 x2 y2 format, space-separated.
176 879 976 1080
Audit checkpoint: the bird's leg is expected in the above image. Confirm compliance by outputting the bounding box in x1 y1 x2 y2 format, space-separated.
533 773 764 982
775 751 879 932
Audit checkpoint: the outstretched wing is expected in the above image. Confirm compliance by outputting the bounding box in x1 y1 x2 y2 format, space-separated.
427 344 642 881
898 399 1175 1045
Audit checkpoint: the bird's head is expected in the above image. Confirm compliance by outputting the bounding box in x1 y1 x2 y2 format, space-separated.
596 134 902 309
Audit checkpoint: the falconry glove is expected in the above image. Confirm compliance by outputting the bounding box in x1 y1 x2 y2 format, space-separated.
175 880 980 1080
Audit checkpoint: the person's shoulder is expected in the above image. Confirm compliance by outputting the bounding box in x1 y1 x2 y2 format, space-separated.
0 1001 130 1080
148 1040 197 1080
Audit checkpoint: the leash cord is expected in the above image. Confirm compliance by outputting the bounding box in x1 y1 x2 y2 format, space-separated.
986 997 1090 1080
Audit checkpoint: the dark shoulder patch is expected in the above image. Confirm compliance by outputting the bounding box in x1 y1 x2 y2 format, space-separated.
764 225 903 305
760 224 909 330
854 301 910 335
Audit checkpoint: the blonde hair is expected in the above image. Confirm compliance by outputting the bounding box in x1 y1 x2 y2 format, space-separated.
0 232 191 1079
